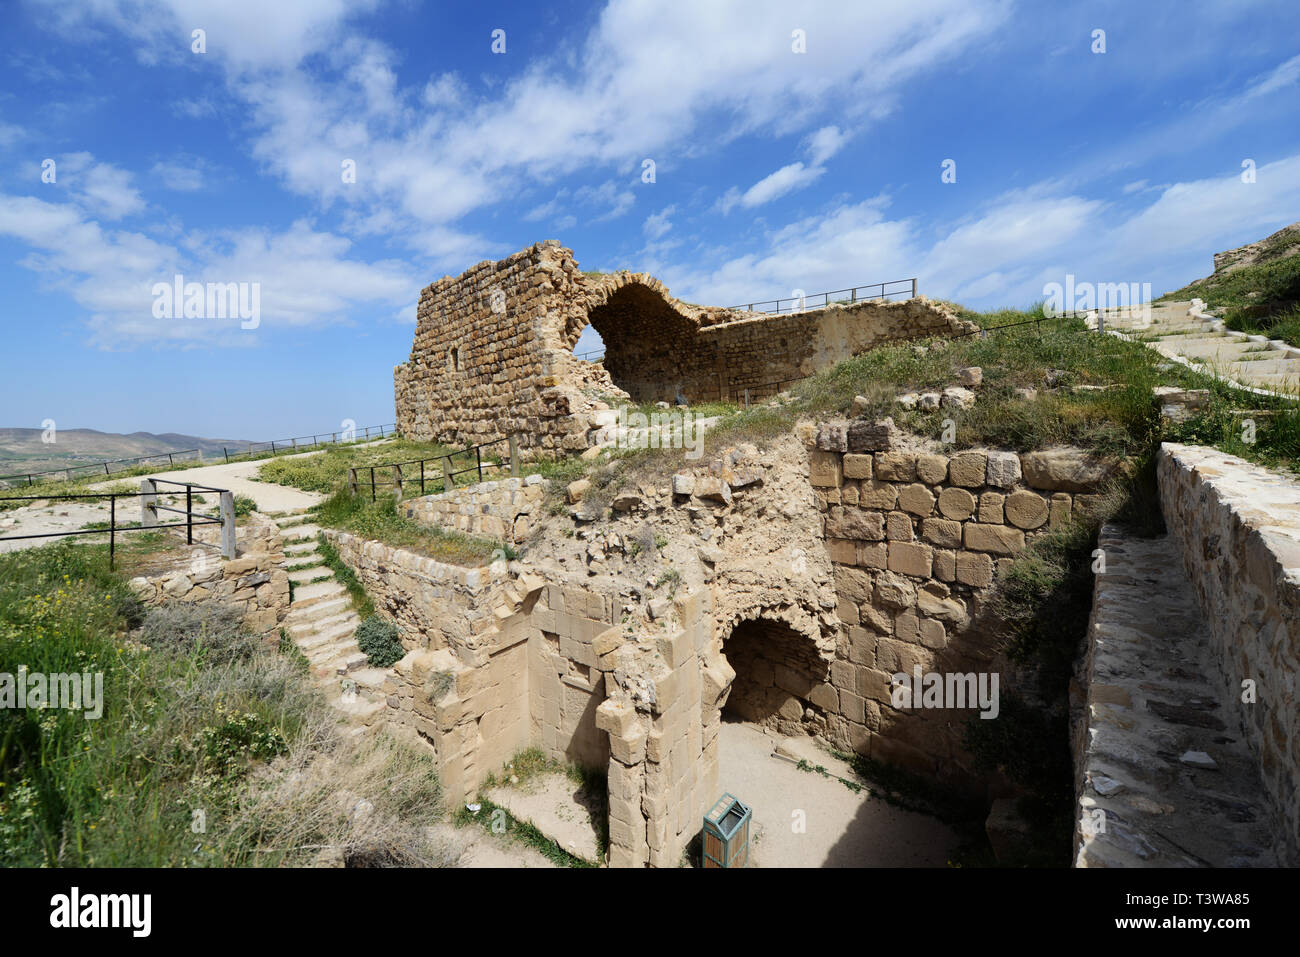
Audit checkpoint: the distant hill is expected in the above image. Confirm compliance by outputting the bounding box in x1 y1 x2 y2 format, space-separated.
0 428 254 480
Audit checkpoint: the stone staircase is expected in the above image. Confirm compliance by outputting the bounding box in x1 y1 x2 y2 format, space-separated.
273 511 388 726
1096 299 1300 395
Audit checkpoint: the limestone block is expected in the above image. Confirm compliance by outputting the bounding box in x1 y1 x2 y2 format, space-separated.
964 523 1025 556
984 451 1022 488
1004 490 1049 530
922 518 962 548
874 452 917 482
843 454 873 479
896 483 936 517
888 541 932 578
916 453 949 485
1020 448 1115 491
948 452 987 488
978 491 1005 524
937 487 976 520
809 450 843 488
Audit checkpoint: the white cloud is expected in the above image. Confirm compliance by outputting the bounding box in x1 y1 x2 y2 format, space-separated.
642 205 676 240
0 191 418 347
54 153 147 220
806 125 849 166
150 159 206 191
52 0 1011 258
740 162 825 208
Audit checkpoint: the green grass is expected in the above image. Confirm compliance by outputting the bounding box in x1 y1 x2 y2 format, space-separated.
256 437 511 496
312 490 500 566
0 540 451 866
542 307 1300 511
1158 236 1300 342
315 534 376 618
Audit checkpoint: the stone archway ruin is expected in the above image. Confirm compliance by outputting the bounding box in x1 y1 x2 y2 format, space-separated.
721 614 835 735
394 241 975 456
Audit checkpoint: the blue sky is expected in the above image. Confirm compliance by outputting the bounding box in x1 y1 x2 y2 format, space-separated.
1 0 1298 440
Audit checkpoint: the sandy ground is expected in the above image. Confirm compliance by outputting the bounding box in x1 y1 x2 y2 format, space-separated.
718 721 958 867
427 822 558 868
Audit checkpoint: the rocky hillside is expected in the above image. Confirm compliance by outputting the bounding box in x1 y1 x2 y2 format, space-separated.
0 427 251 477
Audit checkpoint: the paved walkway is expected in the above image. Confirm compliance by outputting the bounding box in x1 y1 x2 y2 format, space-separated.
1097 300 1300 396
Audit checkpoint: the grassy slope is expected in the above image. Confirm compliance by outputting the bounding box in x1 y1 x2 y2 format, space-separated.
0 539 450 866
1157 230 1300 343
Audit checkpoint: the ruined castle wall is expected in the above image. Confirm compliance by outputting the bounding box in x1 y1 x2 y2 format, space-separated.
403 475 547 544
395 242 976 454
1157 443 1300 863
801 428 1112 784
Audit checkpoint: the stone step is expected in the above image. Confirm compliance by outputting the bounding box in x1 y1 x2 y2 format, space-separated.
349 667 390 690
284 539 320 555
280 523 323 541
327 694 386 723
313 648 368 676
288 565 333 584
283 595 351 624
287 610 359 639
290 579 346 607
1225 359 1300 375
297 618 360 651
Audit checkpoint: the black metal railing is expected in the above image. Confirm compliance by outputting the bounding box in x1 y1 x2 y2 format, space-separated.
730 278 917 314
0 479 234 568
0 448 203 488
348 435 521 502
222 423 397 463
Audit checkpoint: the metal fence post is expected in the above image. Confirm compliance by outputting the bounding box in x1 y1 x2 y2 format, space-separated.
420 459 426 495
219 490 236 559
109 495 116 569
912 278 917 299
140 479 158 528
369 466 376 502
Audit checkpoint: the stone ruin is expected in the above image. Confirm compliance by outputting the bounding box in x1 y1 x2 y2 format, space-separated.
394 240 976 455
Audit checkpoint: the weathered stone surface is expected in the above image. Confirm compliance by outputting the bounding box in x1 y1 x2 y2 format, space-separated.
873 452 917 482
948 452 987 488
896 483 936 517
1021 447 1115 492
940 386 976 410
809 450 843 488
984 451 1022 488
921 518 962 548
963 523 1025 556
955 551 993 587
843 454 873 480
916 453 949 485
937 487 976 520
567 479 592 503
846 418 898 453
1003 490 1049 529
888 541 932 577
825 507 885 541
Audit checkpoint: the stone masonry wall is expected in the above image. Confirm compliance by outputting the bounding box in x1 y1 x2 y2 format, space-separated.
403 474 547 545
1157 442 1300 863
394 241 976 455
804 423 1113 784
127 513 290 635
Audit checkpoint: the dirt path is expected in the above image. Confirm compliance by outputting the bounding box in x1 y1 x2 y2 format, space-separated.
86 438 395 512
0 441 395 555
718 721 959 867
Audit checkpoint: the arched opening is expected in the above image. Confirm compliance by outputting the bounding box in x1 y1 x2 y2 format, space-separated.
570 283 701 403
721 616 832 736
